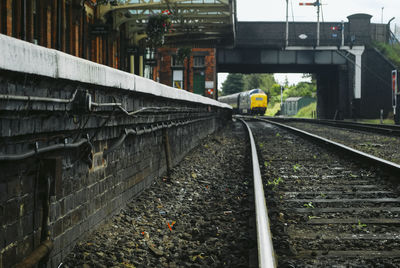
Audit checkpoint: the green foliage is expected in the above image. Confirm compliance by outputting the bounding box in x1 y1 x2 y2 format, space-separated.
374 42 400 68
265 102 281 116
267 74 316 108
358 118 395 125
293 164 301 172
294 102 317 118
303 202 315 209
282 81 316 100
221 73 244 96
353 220 367 230
146 12 172 47
243 74 276 94
221 73 276 96
267 177 283 186
220 73 317 114
176 47 191 61
270 84 282 96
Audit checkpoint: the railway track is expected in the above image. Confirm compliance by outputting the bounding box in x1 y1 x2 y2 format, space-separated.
265 117 400 136
240 117 400 267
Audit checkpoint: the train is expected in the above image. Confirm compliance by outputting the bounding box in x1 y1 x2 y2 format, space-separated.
218 89 268 115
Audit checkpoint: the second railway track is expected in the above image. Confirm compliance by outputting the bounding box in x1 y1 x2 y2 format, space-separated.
244 118 400 267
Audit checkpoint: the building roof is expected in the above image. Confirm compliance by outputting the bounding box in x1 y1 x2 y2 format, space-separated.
285 97 303 102
99 0 235 47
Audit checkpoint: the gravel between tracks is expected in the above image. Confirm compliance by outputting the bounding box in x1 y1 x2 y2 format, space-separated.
62 121 256 268
251 120 400 267
285 122 400 164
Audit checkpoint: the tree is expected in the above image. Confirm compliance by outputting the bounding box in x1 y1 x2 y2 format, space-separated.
243 74 276 95
282 81 316 100
221 73 244 96
243 74 262 90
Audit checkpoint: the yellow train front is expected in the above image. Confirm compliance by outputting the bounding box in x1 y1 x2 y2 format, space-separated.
249 89 268 115
218 89 267 115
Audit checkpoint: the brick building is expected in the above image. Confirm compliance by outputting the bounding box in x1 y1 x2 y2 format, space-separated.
152 47 217 98
0 0 127 69
0 1 219 99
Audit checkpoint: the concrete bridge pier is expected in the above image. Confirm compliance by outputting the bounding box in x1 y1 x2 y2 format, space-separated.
316 67 340 119
337 65 350 119
316 64 352 120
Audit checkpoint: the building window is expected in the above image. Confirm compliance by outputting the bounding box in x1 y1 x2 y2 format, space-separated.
172 70 183 89
171 55 183 67
193 56 205 67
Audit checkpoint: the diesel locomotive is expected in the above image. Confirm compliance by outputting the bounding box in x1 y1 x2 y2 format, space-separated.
218 89 268 115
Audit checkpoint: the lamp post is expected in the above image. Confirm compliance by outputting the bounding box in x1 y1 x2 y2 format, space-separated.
286 0 289 47
316 0 320 46
299 0 321 47
381 7 384 24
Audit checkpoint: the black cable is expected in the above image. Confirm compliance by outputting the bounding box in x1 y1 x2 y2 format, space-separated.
89 98 117 142
103 116 212 157
0 138 90 161
72 112 92 143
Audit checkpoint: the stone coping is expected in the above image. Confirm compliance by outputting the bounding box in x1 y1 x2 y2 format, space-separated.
0 34 231 109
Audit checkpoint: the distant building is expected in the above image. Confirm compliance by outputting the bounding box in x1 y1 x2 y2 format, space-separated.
282 97 315 116
151 48 217 99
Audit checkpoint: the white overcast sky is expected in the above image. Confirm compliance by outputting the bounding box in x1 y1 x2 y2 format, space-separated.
218 0 400 89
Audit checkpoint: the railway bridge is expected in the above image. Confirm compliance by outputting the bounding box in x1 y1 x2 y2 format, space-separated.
218 14 398 119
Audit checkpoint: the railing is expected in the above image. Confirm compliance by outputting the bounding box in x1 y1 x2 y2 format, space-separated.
389 31 400 45
236 21 393 48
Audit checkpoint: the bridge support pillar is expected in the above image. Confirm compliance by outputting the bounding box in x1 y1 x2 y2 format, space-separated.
346 47 365 99
317 68 340 119
337 65 350 119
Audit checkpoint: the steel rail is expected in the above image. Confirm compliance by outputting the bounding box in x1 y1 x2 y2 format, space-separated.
264 117 400 136
238 118 276 268
259 118 400 175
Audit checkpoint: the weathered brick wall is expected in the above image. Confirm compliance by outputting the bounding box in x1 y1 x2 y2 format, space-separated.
0 70 229 268
0 35 231 268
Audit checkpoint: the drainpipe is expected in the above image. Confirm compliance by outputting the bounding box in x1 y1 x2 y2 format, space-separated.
16 171 53 268
56 0 62 50
15 240 54 268
23 0 27 40
82 2 86 58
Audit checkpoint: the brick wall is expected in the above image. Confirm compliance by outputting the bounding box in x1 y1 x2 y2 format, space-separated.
0 69 229 267
156 48 216 98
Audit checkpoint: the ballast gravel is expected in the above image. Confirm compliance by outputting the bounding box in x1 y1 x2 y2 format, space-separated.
285 122 400 164
62 121 256 268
